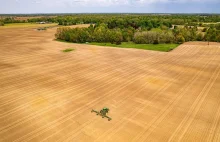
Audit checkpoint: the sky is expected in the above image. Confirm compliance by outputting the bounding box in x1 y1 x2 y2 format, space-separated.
0 0 220 14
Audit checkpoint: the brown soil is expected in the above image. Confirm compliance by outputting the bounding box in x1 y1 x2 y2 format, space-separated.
0 25 220 142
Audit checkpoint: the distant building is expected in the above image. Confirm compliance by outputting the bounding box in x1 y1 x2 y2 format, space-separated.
38 22 46 24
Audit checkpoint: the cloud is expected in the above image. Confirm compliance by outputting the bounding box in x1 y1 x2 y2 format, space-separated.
0 0 219 13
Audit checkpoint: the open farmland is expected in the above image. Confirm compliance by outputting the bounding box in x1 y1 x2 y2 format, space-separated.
0 25 220 142
1 23 58 29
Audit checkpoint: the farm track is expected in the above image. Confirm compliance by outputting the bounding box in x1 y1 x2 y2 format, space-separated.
0 25 220 142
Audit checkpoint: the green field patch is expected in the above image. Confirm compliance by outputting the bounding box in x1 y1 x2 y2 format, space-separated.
62 48 75 52
88 42 179 52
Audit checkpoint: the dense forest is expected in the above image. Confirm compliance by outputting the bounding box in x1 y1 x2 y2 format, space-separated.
55 23 220 44
53 14 220 44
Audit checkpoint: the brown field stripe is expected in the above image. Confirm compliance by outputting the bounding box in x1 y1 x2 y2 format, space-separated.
11 62 154 142
0 49 160 140
0 54 98 91
111 47 195 106
0 47 164 104
0 54 152 118
42 56 178 142
1 75 144 141
168 59 220 141
133 46 219 142
62 45 201 141
64 69 183 141
10 46 189 141
8 46 175 141
94 45 204 141
170 69 220 142
0 57 146 119
28 45 194 141
56 44 199 142
36 58 186 141
0 51 102 80
42 55 185 142
0 48 150 91
0 55 136 106
116 46 198 107
0 43 148 67
167 46 220 142
132 46 217 141
0 46 112 74
0 44 192 141
0 50 142 100
103 45 211 141
177 48 220 142
0 46 184 100
0 44 187 75
0 55 145 107
0 60 113 106
207 92 220 142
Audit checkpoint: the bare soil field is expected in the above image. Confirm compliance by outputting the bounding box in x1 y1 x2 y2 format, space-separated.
0 25 220 142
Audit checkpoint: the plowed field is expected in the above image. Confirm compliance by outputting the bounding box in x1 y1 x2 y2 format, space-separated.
0 25 220 142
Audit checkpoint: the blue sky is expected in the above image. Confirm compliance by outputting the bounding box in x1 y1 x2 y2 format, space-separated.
0 0 220 14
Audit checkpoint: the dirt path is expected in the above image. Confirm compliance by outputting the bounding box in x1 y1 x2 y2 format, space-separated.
0 26 220 142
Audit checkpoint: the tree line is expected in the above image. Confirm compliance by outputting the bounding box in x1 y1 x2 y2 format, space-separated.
1 14 220 26
55 24 130 44
1 14 219 43
55 23 220 44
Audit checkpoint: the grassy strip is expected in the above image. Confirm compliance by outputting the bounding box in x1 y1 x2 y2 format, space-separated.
88 42 179 52
55 39 179 52
62 48 75 52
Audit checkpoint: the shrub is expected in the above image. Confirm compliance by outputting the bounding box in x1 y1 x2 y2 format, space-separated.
202 27 207 32
153 39 159 44
215 24 220 30
134 31 174 44
116 40 122 45
55 24 123 44
0 21 4 26
176 35 185 43
62 48 74 52
160 25 168 30
159 32 175 43
55 27 71 40
196 33 204 41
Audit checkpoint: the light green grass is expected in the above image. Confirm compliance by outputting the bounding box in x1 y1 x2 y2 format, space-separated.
88 42 179 52
151 28 163 32
62 48 75 52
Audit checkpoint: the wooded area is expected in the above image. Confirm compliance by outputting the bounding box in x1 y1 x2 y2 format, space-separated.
54 14 220 44
1 14 220 44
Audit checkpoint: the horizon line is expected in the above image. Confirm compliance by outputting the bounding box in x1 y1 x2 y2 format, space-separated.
0 12 220 15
